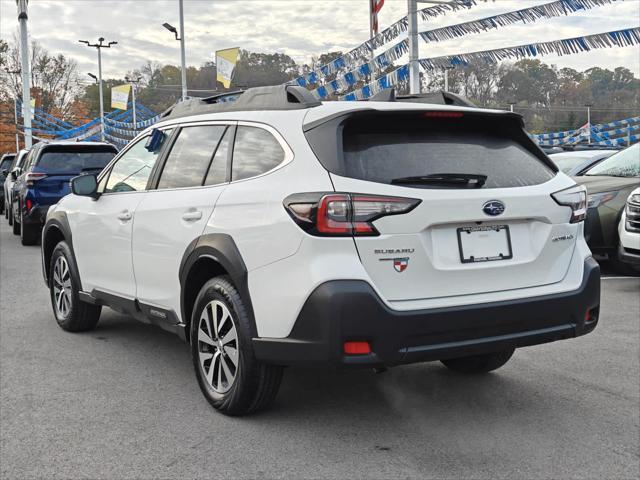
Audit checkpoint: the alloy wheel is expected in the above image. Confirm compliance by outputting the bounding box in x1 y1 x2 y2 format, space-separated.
197 300 239 394
53 256 72 318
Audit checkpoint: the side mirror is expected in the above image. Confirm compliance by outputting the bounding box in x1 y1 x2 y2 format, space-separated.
71 174 99 198
10 171 17 181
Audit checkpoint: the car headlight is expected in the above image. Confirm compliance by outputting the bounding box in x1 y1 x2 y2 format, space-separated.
587 191 618 209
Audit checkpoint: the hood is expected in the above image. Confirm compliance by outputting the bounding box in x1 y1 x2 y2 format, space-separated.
573 175 640 194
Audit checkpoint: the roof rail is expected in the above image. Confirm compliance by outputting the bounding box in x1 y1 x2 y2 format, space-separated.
160 85 322 120
367 88 476 108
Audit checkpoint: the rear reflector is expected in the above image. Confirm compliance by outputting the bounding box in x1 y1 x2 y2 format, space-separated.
343 341 371 355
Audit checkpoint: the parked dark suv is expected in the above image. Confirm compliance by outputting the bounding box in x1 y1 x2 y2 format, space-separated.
13 141 117 245
0 153 16 214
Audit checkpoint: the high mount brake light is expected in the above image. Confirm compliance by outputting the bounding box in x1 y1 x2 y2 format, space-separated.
552 185 587 223
423 111 464 119
25 172 47 186
284 193 420 237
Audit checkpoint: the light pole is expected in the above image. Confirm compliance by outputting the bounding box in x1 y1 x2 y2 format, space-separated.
585 103 593 144
16 0 32 148
79 37 117 142
125 76 142 131
5 68 21 151
508 101 516 113
407 0 420 94
443 66 454 92
163 0 187 101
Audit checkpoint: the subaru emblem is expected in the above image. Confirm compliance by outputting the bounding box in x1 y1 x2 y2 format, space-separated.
483 200 505 216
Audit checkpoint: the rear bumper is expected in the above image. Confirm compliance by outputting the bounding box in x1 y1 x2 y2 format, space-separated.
618 244 640 265
253 257 601 368
21 204 48 228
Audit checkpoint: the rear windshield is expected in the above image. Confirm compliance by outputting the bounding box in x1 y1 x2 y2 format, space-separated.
307 112 555 189
1 158 14 170
37 146 117 174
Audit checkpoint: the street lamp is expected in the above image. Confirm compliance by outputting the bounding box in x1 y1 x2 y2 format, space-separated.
87 72 98 84
125 75 142 132
16 0 32 148
163 0 188 101
79 37 118 142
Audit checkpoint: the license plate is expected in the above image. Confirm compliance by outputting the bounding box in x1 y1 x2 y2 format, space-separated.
457 225 513 263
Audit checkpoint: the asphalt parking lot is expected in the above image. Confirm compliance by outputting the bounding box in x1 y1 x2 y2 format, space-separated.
1 220 638 480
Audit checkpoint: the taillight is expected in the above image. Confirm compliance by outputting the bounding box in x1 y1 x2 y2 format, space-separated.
25 198 33 212
25 172 47 186
552 185 587 223
284 193 420 237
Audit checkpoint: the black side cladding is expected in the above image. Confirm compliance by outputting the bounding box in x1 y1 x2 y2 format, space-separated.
179 233 258 338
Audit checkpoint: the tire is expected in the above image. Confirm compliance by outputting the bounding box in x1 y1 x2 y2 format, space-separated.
441 349 515 374
191 276 283 416
20 212 38 246
49 241 102 332
7 201 12 225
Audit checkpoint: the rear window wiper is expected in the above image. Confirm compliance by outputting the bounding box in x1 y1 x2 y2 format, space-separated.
391 173 487 188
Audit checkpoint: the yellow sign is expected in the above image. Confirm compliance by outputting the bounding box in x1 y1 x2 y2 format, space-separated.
111 84 131 110
216 48 240 89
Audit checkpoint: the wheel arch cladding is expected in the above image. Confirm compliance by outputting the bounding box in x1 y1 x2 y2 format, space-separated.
42 212 75 287
179 234 257 343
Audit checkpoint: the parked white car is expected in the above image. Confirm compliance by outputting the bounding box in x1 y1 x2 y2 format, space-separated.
41 85 601 415
618 187 640 268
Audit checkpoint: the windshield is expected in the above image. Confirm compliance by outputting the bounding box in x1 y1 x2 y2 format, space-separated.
552 154 592 174
37 148 117 174
586 144 640 177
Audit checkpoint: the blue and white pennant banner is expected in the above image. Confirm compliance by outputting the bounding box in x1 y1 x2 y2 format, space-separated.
419 27 640 71
340 64 410 101
311 40 409 99
420 0 622 45
292 0 477 88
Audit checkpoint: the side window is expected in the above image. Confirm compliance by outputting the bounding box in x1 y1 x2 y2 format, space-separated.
231 126 285 181
157 125 227 189
105 134 164 193
204 127 232 186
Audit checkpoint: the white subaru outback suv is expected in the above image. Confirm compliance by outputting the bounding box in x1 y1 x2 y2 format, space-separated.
41 86 600 415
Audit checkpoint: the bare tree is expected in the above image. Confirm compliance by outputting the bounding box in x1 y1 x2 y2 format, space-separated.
0 37 82 119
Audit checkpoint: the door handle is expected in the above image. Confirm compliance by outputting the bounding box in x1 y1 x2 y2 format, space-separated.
182 210 203 222
117 210 132 222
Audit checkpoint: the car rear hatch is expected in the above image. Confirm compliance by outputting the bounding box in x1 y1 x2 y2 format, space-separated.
32 145 117 204
304 108 580 303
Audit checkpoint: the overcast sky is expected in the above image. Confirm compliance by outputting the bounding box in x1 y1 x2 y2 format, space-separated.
1 0 639 81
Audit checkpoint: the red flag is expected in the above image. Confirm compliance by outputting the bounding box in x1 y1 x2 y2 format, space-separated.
370 0 385 36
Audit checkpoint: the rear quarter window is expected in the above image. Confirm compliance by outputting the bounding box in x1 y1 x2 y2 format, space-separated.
306 111 556 189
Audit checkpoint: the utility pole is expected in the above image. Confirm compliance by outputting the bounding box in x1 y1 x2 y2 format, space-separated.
443 66 454 92
79 38 118 142
407 0 420 94
16 0 32 148
125 76 142 132
5 68 21 151
585 103 593 144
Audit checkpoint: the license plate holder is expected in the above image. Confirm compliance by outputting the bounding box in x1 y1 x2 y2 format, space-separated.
457 225 513 264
